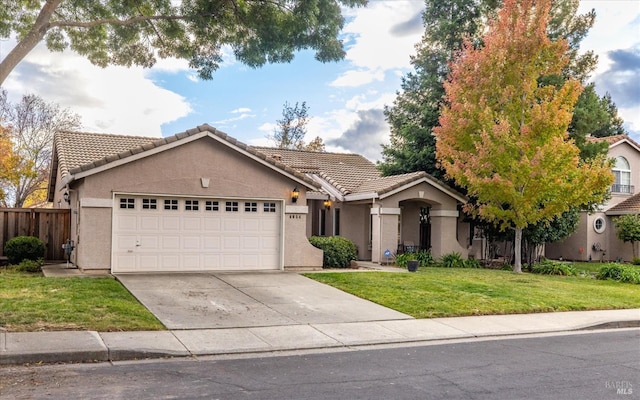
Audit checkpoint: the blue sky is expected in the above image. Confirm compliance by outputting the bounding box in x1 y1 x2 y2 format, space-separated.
2 0 639 161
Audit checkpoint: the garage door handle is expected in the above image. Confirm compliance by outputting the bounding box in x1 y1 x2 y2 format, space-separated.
136 241 141 247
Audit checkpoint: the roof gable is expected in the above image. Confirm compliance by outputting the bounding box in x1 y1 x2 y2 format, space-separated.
49 125 320 198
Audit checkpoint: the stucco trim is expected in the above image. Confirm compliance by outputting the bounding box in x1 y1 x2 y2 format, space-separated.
379 177 467 203
431 210 459 217
285 205 309 214
345 192 378 201
81 198 113 208
310 175 345 202
370 207 401 215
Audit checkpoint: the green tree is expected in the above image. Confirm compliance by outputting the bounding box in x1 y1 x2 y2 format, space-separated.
380 0 614 177
434 0 613 273
380 0 499 179
0 0 366 85
614 214 640 258
0 90 82 207
570 84 626 160
270 101 310 150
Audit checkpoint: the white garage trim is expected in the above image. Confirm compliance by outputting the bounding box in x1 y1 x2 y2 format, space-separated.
111 192 284 273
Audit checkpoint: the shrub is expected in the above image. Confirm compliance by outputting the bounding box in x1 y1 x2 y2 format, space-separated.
4 236 46 265
394 252 412 269
309 236 357 268
597 263 640 284
463 258 481 269
439 252 464 268
395 250 434 270
416 251 435 267
530 260 577 276
13 258 44 273
633 257 640 266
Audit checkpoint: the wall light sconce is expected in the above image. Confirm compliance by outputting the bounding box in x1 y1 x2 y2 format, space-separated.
324 199 332 209
291 187 299 203
63 191 70 204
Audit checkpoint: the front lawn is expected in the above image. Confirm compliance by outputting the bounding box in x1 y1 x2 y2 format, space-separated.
305 268 640 318
0 270 165 332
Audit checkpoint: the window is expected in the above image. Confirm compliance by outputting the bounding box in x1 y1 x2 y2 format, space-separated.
205 201 219 211
244 202 258 212
594 217 606 233
333 208 341 236
226 201 238 212
185 200 199 211
612 156 633 194
164 199 178 210
119 198 135 209
264 202 276 213
142 198 157 210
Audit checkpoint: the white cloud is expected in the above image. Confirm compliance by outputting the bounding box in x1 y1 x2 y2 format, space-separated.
231 107 252 114
214 112 255 125
330 68 385 87
341 1 424 71
3 41 192 137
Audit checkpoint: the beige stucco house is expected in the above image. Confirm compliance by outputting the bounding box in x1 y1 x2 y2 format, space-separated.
48 124 469 273
546 135 640 262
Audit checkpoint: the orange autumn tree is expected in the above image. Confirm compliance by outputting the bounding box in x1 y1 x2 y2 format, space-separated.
434 0 612 273
0 125 25 205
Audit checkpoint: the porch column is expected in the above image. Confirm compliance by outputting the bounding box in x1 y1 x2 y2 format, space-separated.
430 209 467 258
371 206 400 263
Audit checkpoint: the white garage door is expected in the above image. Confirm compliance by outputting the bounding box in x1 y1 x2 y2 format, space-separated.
112 195 282 273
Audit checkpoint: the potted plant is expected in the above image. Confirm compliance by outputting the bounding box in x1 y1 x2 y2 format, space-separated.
407 254 419 272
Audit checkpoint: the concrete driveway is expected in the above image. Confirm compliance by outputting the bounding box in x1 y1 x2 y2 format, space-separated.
116 272 411 330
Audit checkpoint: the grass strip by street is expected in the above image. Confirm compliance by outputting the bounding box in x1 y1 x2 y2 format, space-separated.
0 271 165 332
305 268 640 318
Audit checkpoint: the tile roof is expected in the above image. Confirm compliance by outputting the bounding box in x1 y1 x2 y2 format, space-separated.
606 193 640 215
54 131 158 179
50 125 464 202
586 134 640 150
51 124 319 190
254 147 381 195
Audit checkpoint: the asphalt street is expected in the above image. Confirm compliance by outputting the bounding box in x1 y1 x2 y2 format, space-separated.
0 329 638 400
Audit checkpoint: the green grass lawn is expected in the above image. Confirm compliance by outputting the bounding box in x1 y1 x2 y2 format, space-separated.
0 270 165 332
305 268 640 318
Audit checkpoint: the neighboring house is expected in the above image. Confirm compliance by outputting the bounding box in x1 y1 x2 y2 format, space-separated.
546 135 640 262
47 124 470 274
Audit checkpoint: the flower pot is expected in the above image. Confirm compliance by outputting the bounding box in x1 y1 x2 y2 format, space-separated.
407 260 418 272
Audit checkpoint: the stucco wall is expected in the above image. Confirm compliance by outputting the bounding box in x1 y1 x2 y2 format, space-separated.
339 203 370 260
65 137 320 270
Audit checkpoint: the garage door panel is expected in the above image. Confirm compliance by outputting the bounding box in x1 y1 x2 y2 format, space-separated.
162 236 181 250
183 236 200 249
162 216 180 230
113 195 281 273
204 218 221 231
182 217 201 230
140 216 159 230
116 215 137 231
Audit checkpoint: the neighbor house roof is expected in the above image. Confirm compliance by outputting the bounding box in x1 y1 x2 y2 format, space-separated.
606 193 640 215
586 134 640 152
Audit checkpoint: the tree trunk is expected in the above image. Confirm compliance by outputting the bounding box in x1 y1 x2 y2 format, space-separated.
0 0 61 86
513 227 523 273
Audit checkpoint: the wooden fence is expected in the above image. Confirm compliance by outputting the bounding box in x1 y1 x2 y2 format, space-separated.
0 208 70 262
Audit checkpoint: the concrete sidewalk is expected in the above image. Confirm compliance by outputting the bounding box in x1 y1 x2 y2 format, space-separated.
1 309 638 365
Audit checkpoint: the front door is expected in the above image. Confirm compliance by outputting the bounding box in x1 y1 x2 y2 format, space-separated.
419 207 431 251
